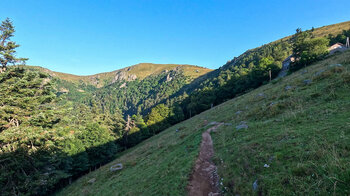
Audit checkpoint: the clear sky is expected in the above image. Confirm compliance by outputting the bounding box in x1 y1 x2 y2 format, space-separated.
1 0 349 75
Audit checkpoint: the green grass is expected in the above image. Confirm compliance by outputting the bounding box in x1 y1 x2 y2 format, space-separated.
276 20 350 43
210 51 350 195
57 51 350 195
55 118 209 196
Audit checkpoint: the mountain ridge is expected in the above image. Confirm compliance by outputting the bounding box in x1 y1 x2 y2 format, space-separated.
30 63 212 88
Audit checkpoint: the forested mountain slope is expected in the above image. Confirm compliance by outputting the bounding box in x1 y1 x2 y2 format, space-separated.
57 49 350 196
31 63 212 117
0 67 126 195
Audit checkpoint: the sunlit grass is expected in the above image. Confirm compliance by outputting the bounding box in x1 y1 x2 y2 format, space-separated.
57 51 350 195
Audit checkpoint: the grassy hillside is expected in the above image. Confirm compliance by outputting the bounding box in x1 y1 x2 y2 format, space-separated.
34 63 212 88
56 49 350 195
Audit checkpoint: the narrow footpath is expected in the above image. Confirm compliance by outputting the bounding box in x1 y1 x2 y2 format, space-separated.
187 123 223 196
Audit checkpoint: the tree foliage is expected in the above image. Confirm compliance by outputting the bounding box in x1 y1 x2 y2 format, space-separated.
290 29 329 71
0 18 28 72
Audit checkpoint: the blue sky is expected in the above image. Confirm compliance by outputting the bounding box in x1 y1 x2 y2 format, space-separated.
1 0 349 75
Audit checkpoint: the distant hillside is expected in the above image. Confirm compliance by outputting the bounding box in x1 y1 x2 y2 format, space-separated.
34 63 212 88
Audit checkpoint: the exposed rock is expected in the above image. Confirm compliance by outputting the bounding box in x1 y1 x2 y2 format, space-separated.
235 111 243 115
329 63 342 68
110 163 123 172
252 179 258 191
119 82 126 88
209 121 219 125
114 71 126 81
301 70 308 74
303 79 312 85
256 93 266 98
88 178 96 184
128 74 137 81
59 88 69 93
314 69 325 76
264 164 270 168
166 74 172 82
236 121 248 130
40 78 51 89
113 71 137 83
285 85 293 91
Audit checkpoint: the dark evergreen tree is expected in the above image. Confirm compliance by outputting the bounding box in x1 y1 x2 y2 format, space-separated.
0 18 28 73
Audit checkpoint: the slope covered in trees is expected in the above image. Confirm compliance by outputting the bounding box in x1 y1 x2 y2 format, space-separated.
0 67 128 195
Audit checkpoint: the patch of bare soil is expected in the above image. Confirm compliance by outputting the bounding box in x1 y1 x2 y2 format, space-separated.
187 123 223 196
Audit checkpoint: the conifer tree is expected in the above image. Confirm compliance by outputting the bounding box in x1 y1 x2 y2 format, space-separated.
0 18 28 72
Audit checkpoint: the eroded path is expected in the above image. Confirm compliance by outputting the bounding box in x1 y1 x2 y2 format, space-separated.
188 123 223 196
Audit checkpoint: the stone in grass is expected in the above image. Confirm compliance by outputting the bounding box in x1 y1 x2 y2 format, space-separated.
110 163 123 172
285 85 293 91
314 69 325 76
209 121 219 125
235 110 243 115
264 164 270 168
252 179 258 191
88 178 96 184
301 69 308 74
329 64 342 68
236 121 248 130
257 93 266 98
303 79 312 85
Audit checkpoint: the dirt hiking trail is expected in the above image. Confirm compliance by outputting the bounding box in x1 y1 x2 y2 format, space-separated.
188 123 223 196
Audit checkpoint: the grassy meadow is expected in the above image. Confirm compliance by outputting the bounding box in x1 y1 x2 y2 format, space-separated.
57 50 350 195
